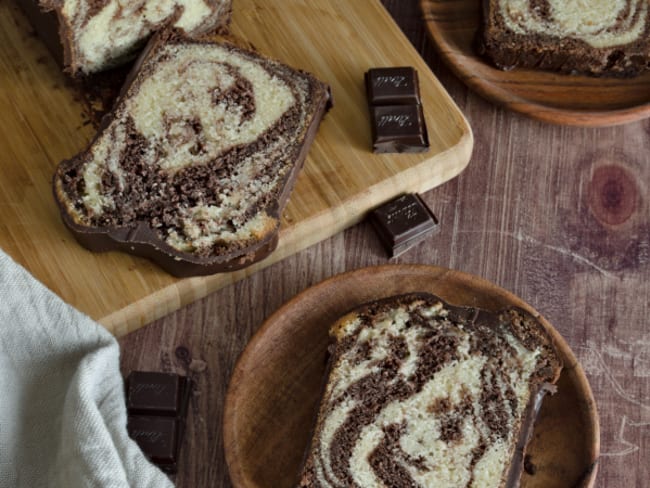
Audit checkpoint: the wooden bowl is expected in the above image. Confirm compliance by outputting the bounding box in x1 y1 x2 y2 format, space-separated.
420 0 650 127
223 264 600 487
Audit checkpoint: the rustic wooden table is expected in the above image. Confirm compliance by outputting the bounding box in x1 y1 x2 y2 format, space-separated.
119 1 650 487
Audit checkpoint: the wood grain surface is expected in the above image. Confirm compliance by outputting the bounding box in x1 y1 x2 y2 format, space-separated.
0 0 471 336
224 265 598 488
118 1 650 487
420 0 650 127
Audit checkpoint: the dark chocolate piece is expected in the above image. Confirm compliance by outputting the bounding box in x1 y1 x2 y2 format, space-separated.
369 193 438 257
127 416 180 471
369 104 429 153
365 67 420 105
126 371 186 416
125 371 192 474
365 66 429 153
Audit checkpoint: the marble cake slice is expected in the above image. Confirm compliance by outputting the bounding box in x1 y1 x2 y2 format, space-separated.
477 0 650 76
298 293 562 488
53 31 331 277
21 0 233 75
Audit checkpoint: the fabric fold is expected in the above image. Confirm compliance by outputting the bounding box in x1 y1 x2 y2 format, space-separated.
0 250 174 488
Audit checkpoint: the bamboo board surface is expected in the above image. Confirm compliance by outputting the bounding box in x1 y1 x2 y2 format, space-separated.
0 0 472 336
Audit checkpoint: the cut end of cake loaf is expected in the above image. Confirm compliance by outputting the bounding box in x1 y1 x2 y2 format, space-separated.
53 32 331 276
38 0 233 74
478 0 650 76
298 293 562 488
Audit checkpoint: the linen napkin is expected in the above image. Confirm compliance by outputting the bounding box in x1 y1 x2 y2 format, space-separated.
0 250 174 488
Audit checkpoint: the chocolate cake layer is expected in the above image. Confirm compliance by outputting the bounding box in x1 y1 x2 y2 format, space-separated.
478 0 650 76
53 32 331 277
298 293 562 488
21 0 233 75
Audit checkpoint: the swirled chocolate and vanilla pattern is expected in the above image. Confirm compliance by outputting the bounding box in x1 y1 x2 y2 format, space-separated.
500 0 648 49
40 0 232 74
299 294 562 488
480 0 650 75
54 34 330 271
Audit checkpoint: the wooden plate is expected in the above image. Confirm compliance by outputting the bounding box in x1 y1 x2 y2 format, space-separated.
420 0 650 127
223 264 600 488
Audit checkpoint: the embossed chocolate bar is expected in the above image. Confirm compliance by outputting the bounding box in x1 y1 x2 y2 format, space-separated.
369 193 439 257
365 67 421 105
365 67 429 153
369 104 430 153
127 415 180 469
126 371 192 473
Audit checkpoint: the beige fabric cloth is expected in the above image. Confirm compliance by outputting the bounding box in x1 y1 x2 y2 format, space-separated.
0 250 173 488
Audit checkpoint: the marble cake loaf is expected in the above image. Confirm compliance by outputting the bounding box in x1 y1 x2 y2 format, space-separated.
20 0 233 75
53 32 331 277
478 0 650 76
298 293 562 488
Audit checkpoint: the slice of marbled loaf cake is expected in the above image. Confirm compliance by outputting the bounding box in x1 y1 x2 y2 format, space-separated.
24 0 233 75
53 31 331 276
478 0 650 76
298 293 562 488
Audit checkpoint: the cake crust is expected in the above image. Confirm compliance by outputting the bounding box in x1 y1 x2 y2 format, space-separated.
53 31 331 277
299 293 562 488
478 0 650 76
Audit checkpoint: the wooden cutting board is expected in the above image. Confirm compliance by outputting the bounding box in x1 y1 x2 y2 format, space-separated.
0 0 472 336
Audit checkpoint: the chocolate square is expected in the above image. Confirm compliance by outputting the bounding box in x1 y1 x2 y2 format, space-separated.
127 415 179 470
370 104 429 153
365 67 420 105
125 371 192 474
369 194 439 257
126 371 185 416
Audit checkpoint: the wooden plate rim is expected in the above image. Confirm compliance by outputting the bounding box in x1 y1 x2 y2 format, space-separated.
419 0 650 127
223 264 600 487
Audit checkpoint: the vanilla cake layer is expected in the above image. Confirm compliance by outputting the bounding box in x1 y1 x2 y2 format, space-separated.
298 294 562 488
479 0 650 76
53 33 331 276
34 0 232 74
